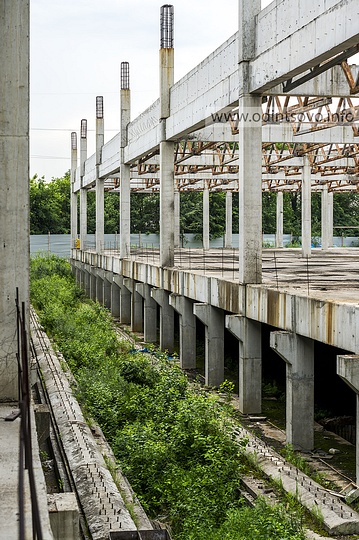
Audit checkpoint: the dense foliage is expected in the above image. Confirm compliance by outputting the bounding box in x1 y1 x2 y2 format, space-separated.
31 254 306 539
30 171 359 238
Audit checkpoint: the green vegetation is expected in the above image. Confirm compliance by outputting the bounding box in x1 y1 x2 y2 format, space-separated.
31 254 306 539
30 171 359 238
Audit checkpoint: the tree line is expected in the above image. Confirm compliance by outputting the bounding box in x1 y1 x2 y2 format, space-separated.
30 172 359 239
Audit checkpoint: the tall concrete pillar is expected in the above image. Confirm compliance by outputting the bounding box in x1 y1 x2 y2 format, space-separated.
159 5 175 268
226 315 262 413
276 191 284 248
96 270 104 305
79 119 88 251
174 187 180 249
123 278 143 333
224 191 233 249
0 1 29 400
83 268 90 298
95 96 105 254
120 63 131 259
113 276 131 324
238 0 262 284
70 133 78 250
89 270 97 302
270 331 314 450
169 294 196 369
193 304 224 387
203 182 210 251
111 280 121 318
151 289 174 353
337 355 359 484
321 185 333 250
302 156 312 257
136 283 157 343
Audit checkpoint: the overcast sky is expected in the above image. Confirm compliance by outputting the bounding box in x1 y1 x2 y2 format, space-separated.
30 0 272 181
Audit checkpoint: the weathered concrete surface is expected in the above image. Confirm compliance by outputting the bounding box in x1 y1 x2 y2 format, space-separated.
0 0 29 400
0 404 54 540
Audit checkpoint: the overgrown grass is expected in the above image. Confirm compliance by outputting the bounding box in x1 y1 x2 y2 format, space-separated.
30 254 306 540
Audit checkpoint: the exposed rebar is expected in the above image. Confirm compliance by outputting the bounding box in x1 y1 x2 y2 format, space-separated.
160 4 174 48
71 131 77 150
81 119 87 139
121 62 130 90
96 96 104 119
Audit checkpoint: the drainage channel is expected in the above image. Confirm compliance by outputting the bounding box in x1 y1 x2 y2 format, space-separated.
30 308 156 540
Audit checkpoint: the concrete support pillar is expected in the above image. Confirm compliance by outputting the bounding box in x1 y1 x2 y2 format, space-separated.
159 10 175 267
70 133 78 250
95 97 105 254
120 63 131 259
321 185 333 250
0 6 31 405
169 294 196 369
48 493 80 540
123 278 143 333
193 304 224 387
96 271 104 305
275 191 284 248
270 331 314 450
79 119 88 251
111 280 121 318
136 284 157 343
302 156 312 258
151 289 174 353
226 315 262 413
103 272 112 310
337 355 359 484
174 187 180 249
238 0 262 284
113 276 131 324
203 182 210 251
89 270 97 302
83 269 90 298
224 191 233 249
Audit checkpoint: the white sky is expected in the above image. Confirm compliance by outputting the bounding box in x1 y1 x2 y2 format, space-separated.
30 0 272 181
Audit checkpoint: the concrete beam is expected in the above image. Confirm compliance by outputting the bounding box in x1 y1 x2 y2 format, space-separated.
151 289 174 353
193 303 224 387
226 315 262 413
169 294 196 369
270 331 314 450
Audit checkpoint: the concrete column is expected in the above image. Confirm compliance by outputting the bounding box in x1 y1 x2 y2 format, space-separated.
0 1 29 400
111 280 121 318
103 272 112 310
83 268 90 298
224 191 233 249
89 270 97 302
270 331 314 450
123 278 143 333
275 191 284 248
174 187 180 249
79 119 88 251
321 185 333 250
169 294 196 369
226 315 262 413
96 271 104 305
136 284 157 343
113 276 131 324
238 0 262 284
120 64 131 259
193 304 224 387
95 97 105 254
302 156 312 258
151 289 174 353
337 355 359 484
203 182 210 251
70 133 78 250
159 8 175 267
